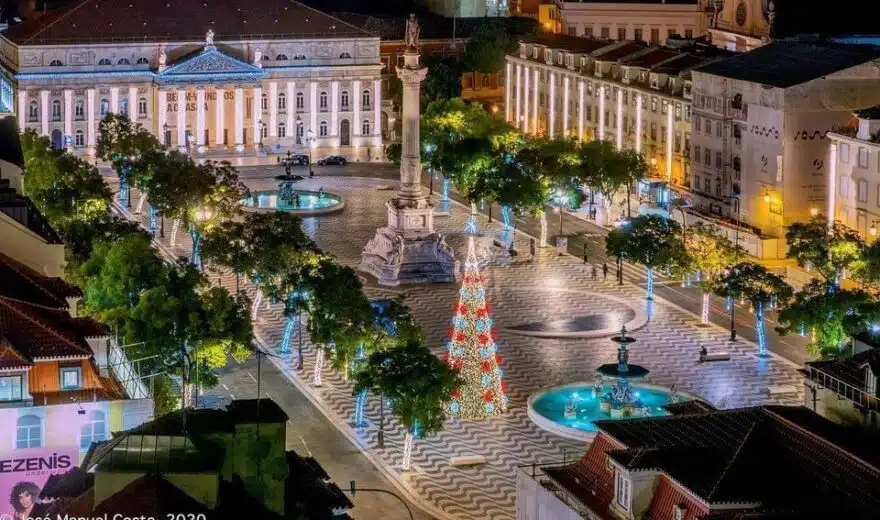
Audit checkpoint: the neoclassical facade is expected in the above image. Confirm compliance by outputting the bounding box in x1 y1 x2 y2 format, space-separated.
0 0 385 159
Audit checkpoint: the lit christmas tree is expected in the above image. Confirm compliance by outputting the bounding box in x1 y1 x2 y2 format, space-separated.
444 236 508 419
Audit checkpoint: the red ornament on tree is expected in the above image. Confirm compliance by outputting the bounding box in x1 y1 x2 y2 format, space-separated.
495 354 504 365
452 389 461 399
478 333 489 345
501 381 509 392
483 390 495 402
454 331 466 342
481 360 491 372
453 359 463 370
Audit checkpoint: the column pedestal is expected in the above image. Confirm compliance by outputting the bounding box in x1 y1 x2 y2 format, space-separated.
360 46 459 286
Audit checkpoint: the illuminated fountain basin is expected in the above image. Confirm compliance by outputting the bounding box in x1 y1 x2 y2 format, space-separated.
528 382 693 442
240 189 344 216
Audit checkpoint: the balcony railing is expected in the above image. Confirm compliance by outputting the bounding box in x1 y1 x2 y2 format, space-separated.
108 341 151 399
805 366 879 413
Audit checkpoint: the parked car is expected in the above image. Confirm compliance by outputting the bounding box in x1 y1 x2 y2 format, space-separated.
283 154 310 166
317 155 347 166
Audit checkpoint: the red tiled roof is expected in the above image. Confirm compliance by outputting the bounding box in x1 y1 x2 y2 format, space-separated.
543 432 622 518
644 475 708 520
527 33 614 54
0 296 96 360
594 42 649 62
623 49 683 69
0 252 81 309
1 0 371 46
0 339 33 370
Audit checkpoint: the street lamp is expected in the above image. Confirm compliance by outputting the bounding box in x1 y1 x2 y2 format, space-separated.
810 207 819 218
191 207 214 270
306 128 315 177
162 122 169 148
257 119 265 152
553 189 568 237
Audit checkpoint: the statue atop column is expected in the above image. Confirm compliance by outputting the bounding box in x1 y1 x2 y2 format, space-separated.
205 29 215 48
360 13 459 286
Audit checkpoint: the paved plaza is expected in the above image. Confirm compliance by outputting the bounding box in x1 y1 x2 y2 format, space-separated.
119 174 805 520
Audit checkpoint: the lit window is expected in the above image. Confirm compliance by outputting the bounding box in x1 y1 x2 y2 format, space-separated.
28 101 38 121
16 415 41 448
362 119 370 135
75 130 84 147
0 375 22 401
98 58 111 65
319 91 328 110
858 179 868 203
616 473 630 511
79 410 106 450
858 147 869 168
840 143 850 164
119 98 128 117
138 97 147 116
60 366 82 389
362 89 371 109
341 90 349 110
319 120 328 137
278 93 286 110
117 58 130 65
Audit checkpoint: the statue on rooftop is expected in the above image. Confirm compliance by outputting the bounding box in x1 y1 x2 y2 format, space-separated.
205 29 215 47
404 14 419 51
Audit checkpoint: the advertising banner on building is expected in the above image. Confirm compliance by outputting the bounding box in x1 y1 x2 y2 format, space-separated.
0 446 78 518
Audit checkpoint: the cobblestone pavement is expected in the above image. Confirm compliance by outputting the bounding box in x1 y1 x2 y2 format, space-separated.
119 176 804 520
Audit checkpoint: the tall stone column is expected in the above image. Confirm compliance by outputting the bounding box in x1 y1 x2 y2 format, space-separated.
215 87 225 148
86 89 96 154
177 88 186 149
17 91 27 132
196 88 206 150
360 15 459 286
110 87 119 114
234 87 244 152
63 89 72 150
39 90 48 136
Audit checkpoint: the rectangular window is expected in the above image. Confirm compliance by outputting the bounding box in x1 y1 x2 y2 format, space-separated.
704 148 712 166
617 28 626 41
694 116 701 133
705 177 712 192
651 97 657 112
840 143 850 164
601 27 610 39
568 26 577 37
675 103 681 120
716 151 722 169
616 474 630 510
661 126 666 142
0 375 23 401
633 28 643 42
60 366 82 389
840 175 850 198
716 121 723 138
662 100 668 114
675 132 681 152
650 122 657 141
685 28 694 39
684 105 691 121
694 145 701 162
858 147 869 168
858 179 868 203
650 28 660 44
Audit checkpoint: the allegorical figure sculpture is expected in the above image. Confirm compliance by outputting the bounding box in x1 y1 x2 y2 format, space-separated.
405 13 420 50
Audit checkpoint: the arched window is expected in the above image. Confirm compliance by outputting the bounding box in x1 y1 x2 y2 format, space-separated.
16 415 41 448
297 124 304 140
278 92 286 110
138 97 147 116
319 91 328 111
51 99 61 120
136 57 149 65
100 99 109 116
362 89 371 109
28 101 38 121
339 52 352 59
75 99 84 119
98 58 111 65
319 120 328 137
261 93 268 111
278 122 286 138
340 90 349 110
119 98 128 116
117 58 130 65
49 59 63 66
295 92 304 110
74 129 84 147
262 55 269 61
79 410 106 450
275 54 288 61
293 54 307 60
362 119 371 135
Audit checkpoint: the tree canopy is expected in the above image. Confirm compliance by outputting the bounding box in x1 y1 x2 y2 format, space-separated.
714 261 793 308
786 217 865 287
605 214 688 271
463 20 521 73
685 222 740 290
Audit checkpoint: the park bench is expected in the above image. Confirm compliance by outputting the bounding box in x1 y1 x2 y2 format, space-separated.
699 350 730 362
766 385 799 396
450 455 487 467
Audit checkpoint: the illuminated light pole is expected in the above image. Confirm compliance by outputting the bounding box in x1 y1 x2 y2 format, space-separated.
190 206 212 270
635 94 643 153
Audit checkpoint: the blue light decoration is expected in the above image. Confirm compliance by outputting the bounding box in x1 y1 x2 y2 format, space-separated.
465 215 479 234
646 266 655 301
646 298 654 319
450 402 461 415
412 418 421 439
500 205 513 245
756 301 768 357
118 171 129 207
279 315 295 354
485 403 496 414
148 204 158 235
800 323 807 337
353 389 368 427
831 270 841 293
726 295 733 312
684 272 691 288
442 178 450 203
189 225 203 269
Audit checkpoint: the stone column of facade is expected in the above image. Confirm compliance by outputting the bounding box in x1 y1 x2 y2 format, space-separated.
17 91 26 132
128 86 137 119
87 89 96 153
635 94 643 153
285 82 294 139
616 89 624 150
549 72 556 138
177 88 186 149
331 80 339 138
522 67 529 133
578 80 585 140
39 90 48 137
531 69 538 135
253 86 262 150
360 29 459 286
269 82 278 138
599 84 606 140
110 87 119 114
157 90 167 147
515 64 521 127
196 88 206 150
215 87 225 148
563 76 569 136
373 79 381 144
309 81 317 138
234 87 244 151
353 79 361 137
505 62 511 122
63 89 72 149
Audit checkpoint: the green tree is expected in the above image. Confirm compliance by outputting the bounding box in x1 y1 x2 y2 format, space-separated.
715 262 793 357
96 114 163 206
386 142 402 165
201 220 254 294
786 216 864 290
355 341 460 469
858 239 880 292
62 214 146 279
777 281 880 359
605 214 688 300
463 20 519 73
684 222 741 325
422 56 462 103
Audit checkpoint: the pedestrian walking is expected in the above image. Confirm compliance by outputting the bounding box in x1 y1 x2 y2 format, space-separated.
602 262 608 280
583 244 588 265
591 264 598 280
529 237 536 262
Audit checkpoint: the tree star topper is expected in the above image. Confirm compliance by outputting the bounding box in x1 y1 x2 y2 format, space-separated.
405 14 420 50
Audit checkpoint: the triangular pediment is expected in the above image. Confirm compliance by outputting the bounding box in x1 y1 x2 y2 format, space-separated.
160 47 265 82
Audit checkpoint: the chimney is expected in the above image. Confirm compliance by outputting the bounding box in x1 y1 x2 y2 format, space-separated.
18 0 38 20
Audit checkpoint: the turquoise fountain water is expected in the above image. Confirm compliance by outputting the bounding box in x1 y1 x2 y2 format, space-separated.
240 189 343 214
528 326 690 440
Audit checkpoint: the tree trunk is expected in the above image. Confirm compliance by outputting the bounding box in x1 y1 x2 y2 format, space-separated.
646 266 654 300
402 430 415 470
701 291 710 325
235 272 241 296
539 210 548 247
377 395 386 449
755 301 768 357
159 214 165 238
626 183 632 218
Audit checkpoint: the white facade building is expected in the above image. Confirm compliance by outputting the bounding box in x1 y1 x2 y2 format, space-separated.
827 108 880 239
691 42 880 239
0 0 385 160
559 0 708 43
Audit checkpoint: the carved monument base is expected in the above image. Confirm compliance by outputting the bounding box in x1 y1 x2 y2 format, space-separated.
360 198 460 286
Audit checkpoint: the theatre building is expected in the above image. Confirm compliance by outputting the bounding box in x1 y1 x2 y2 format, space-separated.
0 0 385 160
